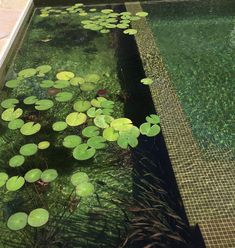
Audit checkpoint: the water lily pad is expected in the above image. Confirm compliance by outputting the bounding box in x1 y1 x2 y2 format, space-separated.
56 71 75 81
41 169 58 182
101 9 113 14
103 127 119 141
55 92 73 102
94 115 113 129
90 97 106 108
80 82 96 91
8 119 24 130
1 108 23 122
54 80 70 89
123 29 137 35
117 132 138 149
20 122 41 136
140 123 161 137
87 107 102 118
76 182 95 197
136 11 148 17
100 29 110 34
9 155 25 167
82 126 99 137
18 68 37 78
102 108 113 115
117 24 129 29
28 208 49 227
66 112 87 126
23 96 38 105
38 141 50 149
85 73 100 83
111 118 133 131
87 136 106 149
146 114 160 124
52 121 68 131
71 172 89 186
1 98 19 109
5 79 21 88
24 168 42 183
63 135 82 148
20 143 38 156
40 80 54 88
73 144 96 161
36 65 52 74
73 100 91 112
35 99 54 111
130 16 141 21
7 212 28 231
6 176 25 191
70 77 85 86
140 78 153 85
0 172 9 187
100 100 114 109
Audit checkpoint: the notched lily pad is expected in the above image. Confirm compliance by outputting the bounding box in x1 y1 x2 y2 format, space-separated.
1 98 19 109
66 112 87 126
73 100 91 112
18 68 37 78
9 155 25 167
23 96 38 105
63 135 82 148
8 119 24 130
140 122 160 137
20 122 41 136
24 168 42 183
87 136 106 149
1 108 23 122
0 172 9 187
7 212 28 231
20 143 38 156
35 99 54 111
41 169 58 183
71 172 89 186
55 92 73 102
6 176 25 191
56 71 75 81
28 208 49 227
82 126 100 138
52 121 68 131
73 144 96 161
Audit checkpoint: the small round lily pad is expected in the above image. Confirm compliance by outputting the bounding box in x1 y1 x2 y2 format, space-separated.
23 96 38 105
1 108 23 122
140 78 153 85
28 208 49 227
76 182 95 197
35 99 54 111
52 121 68 131
9 155 25 167
54 80 70 89
140 122 161 137
123 29 137 35
1 98 19 109
73 144 96 161
20 122 41 136
18 68 37 78
41 169 58 182
0 172 9 187
80 83 96 91
24 168 42 183
102 127 119 141
20 143 38 156
55 92 73 102
38 141 50 150
8 119 24 130
136 11 148 17
94 115 113 129
71 172 89 186
36 65 52 74
56 71 75 81
87 136 106 149
146 114 160 124
7 212 28 231
6 176 25 191
5 79 21 88
82 126 100 138
70 77 85 86
63 135 82 148
40 80 54 88
66 112 87 127
73 100 91 112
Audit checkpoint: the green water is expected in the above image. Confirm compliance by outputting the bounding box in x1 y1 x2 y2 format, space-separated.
0 8 132 247
144 1 235 157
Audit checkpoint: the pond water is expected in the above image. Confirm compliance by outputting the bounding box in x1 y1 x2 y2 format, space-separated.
144 0 235 158
0 3 190 248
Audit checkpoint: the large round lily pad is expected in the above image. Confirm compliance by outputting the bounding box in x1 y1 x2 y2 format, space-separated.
73 100 91 112
1 108 23 122
82 126 100 138
0 172 9 187
56 71 75 81
41 169 58 182
7 212 28 231
6 176 25 191
35 99 54 111
20 122 41 136
52 121 68 131
20 143 38 156
5 79 21 88
8 119 24 130
111 118 133 131
76 182 95 197
24 168 42 183
73 144 96 161
9 155 25 167
66 112 87 126
1 98 19 109
28 208 49 227
63 135 82 148
71 172 89 186
18 68 37 78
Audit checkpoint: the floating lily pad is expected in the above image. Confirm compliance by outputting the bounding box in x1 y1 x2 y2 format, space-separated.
140 78 153 85
0 172 9 187
76 182 95 197
18 68 37 78
7 212 28 231
80 82 96 91
73 100 91 112
100 100 114 109
63 135 82 148
70 77 85 86
28 208 49 227
5 79 21 88
123 29 137 35
8 119 24 130
116 24 129 29
55 92 73 102
102 108 113 115
101 9 113 14
52 121 67 131
24 168 42 183
35 99 54 111
20 143 38 156
1 98 19 109
94 115 113 129
117 133 138 149
111 118 133 131
56 71 75 81
20 122 41 136
87 136 106 149
23 96 38 105
41 169 58 182
1 108 23 122
9 155 25 167
146 114 160 124
91 97 106 108
130 16 141 21
82 126 100 137
38 141 50 150
136 11 148 17
140 123 160 137
100 29 110 34
54 80 70 89
66 112 87 126
71 172 89 186
40 80 54 88
73 144 96 161
87 107 102 118
6 176 25 191
36 65 52 74
103 127 119 141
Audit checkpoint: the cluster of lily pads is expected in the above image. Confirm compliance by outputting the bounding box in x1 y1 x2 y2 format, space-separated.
0 64 158 233
39 3 149 36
